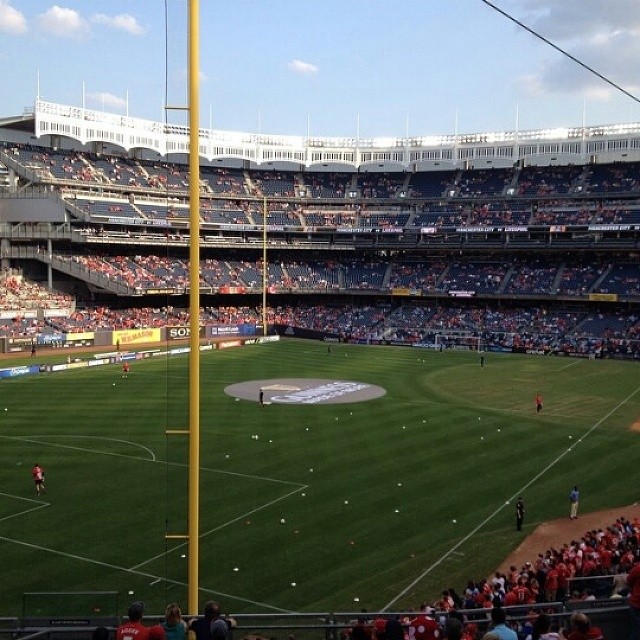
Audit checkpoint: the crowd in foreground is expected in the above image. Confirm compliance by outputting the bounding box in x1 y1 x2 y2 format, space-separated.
373 515 640 638
100 597 627 640
110 600 236 640
100 529 640 640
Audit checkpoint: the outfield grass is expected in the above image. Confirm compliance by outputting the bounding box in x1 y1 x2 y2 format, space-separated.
0 340 639 617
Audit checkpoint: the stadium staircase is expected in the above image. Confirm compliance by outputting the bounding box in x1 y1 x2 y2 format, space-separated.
590 265 613 293
551 263 565 294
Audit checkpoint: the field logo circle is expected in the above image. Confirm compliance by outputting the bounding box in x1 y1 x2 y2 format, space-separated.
225 378 386 405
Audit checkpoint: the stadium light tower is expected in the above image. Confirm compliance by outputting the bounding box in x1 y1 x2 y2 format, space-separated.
187 0 201 616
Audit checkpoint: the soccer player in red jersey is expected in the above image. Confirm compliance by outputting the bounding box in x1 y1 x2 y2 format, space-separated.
31 463 46 496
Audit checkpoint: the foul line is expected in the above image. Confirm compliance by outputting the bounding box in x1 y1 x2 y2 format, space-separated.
0 435 307 612
0 533 293 613
382 383 640 611
129 484 308 571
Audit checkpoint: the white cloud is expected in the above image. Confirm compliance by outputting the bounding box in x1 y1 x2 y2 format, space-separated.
287 59 319 76
517 0 640 40
0 0 27 35
92 13 145 36
86 92 127 111
509 0 640 99
36 5 89 39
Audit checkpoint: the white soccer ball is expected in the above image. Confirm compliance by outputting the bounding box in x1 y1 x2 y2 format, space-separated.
233 567 239 572
291 582 297 587
452 519 457 524
280 518 286 524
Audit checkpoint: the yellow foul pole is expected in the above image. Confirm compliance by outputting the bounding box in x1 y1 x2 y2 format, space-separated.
187 0 200 616
262 197 267 336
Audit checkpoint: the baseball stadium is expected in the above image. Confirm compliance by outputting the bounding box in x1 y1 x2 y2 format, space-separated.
1 2 640 640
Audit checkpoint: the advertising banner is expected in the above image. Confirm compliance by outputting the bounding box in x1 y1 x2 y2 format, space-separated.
112 328 161 346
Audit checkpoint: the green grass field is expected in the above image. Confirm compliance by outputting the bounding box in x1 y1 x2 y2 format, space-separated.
0 339 639 617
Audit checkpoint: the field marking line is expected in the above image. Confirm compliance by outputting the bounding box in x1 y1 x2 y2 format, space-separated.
0 491 46 505
22 434 157 461
0 434 308 597
0 492 50 523
0 533 292 613
0 434 156 462
0 434 304 486
382 382 640 611
558 360 583 371
129 483 308 571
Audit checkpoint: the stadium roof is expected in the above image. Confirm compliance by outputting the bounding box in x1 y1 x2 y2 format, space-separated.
0 112 35 133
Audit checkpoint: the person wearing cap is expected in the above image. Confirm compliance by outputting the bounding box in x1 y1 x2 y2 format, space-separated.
516 497 525 532
188 601 234 640
407 606 441 640
569 486 579 520
117 601 150 640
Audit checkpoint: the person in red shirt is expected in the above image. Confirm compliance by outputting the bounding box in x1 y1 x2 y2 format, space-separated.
627 560 640 640
408 609 441 640
512 577 534 605
122 362 130 378
31 463 46 496
503 588 518 607
582 554 597 576
117 602 150 640
535 393 544 414
563 612 604 640
599 547 613 574
545 564 559 602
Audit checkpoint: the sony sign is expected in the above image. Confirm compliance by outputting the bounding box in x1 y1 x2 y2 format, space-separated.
167 326 191 340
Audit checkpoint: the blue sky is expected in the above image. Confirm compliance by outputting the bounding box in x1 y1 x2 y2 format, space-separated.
2 1 640 138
